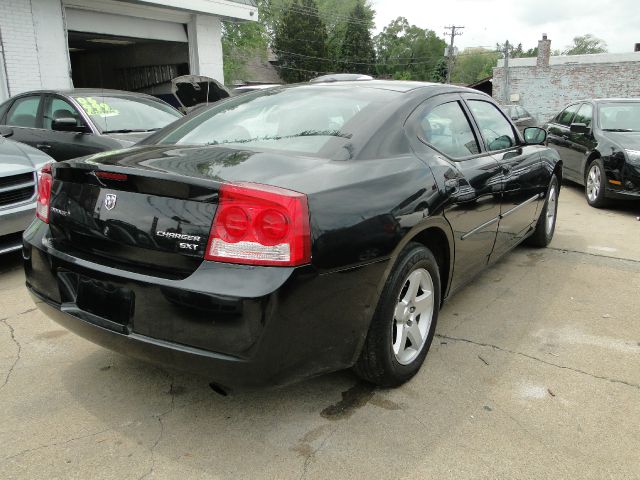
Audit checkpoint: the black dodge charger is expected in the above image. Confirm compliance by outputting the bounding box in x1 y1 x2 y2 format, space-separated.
23 81 561 392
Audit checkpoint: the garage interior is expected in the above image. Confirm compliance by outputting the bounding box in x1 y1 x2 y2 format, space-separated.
68 31 189 107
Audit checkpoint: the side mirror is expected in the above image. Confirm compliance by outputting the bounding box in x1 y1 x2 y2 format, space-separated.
0 126 13 138
523 127 547 145
52 117 88 133
570 122 589 134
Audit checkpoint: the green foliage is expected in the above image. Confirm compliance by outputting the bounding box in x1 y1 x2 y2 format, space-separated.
374 17 447 81
222 20 269 84
272 0 328 82
450 48 501 85
563 34 608 55
340 1 376 74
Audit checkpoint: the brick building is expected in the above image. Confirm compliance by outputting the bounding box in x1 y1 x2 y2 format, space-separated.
493 35 640 123
0 0 258 103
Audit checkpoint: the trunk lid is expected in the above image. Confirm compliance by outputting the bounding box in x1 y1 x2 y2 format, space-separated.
49 158 220 279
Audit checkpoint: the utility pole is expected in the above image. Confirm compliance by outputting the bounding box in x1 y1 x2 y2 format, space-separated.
503 40 510 104
444 25 464 84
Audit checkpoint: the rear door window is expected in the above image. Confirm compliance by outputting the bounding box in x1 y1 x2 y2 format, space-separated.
419 101 480 158
556 104 580 126
5 95 42 128
467 100 516 152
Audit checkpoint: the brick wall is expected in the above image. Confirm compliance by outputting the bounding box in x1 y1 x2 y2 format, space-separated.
0 0 71 101
493 62 640 124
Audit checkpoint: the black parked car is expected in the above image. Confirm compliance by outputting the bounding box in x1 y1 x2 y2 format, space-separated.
503 105 537 132
0 89 183 161
23 81 560 392
546 98 640 207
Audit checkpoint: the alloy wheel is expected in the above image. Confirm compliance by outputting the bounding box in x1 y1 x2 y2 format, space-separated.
392 268 434 365
586 164 601 202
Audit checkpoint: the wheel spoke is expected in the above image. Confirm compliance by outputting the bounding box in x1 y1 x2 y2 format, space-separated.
393 323 408 354
406 322 423 349
413 291 433 315
394 302 407 321
404 270 422 302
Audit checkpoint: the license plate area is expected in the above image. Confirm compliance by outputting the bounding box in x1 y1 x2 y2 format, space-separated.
58 270 135 332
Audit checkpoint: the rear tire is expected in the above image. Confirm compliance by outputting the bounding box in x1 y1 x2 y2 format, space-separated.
526 174 559 248
585 158 608 208
354 243 440 387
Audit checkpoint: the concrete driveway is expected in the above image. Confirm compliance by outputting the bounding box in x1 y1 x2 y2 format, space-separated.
1 182 639 480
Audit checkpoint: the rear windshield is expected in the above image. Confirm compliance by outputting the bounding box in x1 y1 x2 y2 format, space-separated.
72 95 182 133
154 86 400 156
599 103 640 132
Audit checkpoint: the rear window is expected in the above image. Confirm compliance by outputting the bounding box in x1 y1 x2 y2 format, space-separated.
72 95 182 133
155 86 400 156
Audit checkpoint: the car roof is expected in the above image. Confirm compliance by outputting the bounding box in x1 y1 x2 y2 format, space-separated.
591 98 640 103
8 88 160 99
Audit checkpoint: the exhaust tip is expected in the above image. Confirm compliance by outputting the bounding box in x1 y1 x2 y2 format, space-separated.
209 382 228 396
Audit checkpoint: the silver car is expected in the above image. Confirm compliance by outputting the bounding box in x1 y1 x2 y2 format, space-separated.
0 135 54 254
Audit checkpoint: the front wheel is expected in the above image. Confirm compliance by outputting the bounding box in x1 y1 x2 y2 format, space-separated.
585 159 607 208
354 243 440 387
526 174 559 247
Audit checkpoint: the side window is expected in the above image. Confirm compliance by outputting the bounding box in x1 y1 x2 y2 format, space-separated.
467 100 516 152
556 104 580 126
516 106 528 118
44 97 83 130
419 101 480 158
5 96 41 128
573 103 593 128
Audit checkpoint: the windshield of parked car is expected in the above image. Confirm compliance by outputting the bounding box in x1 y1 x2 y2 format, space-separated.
72 95 182 134
599 103 640 132
155 86 400 156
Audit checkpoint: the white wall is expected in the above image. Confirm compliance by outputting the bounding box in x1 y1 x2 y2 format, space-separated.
188 14 224 83
0 0 72 100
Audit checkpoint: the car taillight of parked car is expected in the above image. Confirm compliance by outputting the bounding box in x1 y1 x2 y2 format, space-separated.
205 182 311 267
36 163 53 223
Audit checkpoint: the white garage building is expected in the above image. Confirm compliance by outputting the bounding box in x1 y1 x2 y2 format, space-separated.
0 0 257 102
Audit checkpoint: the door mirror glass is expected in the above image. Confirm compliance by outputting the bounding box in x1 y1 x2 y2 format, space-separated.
523 127 547 145
570 123 589 134
52 117 86 132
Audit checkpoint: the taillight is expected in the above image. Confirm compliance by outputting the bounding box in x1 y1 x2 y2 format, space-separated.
205 182 311 267
36 163 53 223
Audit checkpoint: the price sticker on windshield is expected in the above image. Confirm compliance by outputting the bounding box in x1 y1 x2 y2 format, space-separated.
76 97 120 117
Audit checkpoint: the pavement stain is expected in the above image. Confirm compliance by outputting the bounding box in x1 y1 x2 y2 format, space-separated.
320 382 375 420
35 330 69 340
519 252 545 267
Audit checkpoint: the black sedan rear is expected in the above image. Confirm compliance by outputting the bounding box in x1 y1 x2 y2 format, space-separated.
546 98 640 207
23 81 560 392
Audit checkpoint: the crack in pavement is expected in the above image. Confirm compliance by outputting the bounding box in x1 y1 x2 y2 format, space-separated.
0 317 21 393
547 247 640 265
299 426 337 480
436 334 640 391
138 371 176 480
2 427 113 462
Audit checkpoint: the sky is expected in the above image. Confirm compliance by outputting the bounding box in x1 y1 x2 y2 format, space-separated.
370 0 639 54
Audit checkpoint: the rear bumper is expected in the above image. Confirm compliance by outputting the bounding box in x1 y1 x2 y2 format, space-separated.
0 202 35 254
23 221 386 391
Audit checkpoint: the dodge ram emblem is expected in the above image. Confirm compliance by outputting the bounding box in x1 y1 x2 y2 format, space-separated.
104 193 117 211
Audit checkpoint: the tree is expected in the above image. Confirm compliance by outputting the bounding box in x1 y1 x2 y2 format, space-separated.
450 48 501 85
272 0 329 82
222 20 269 84
374 17 447 81
563 34 608 55
340 1 376 74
